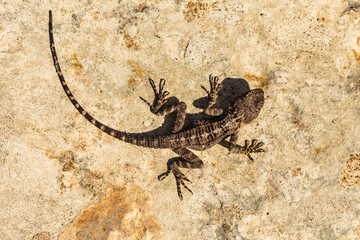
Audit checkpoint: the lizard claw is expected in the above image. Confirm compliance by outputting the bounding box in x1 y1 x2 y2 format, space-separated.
158 171 170 181
248 139 265 153
173 169 193 200
163 91 170 97
243 139 265 162
159 78 166 93
158 168 193 200
175 176 193 200
229 139 265 162
141 78 171 112
201 74 222 101
247 154 254 162
139 96 151 106
148 78 157 95
201 85 210 95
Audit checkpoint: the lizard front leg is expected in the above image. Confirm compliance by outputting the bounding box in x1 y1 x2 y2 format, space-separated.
140 78 186 133
158 148 204 200
225 131 265 162
201 74 223 116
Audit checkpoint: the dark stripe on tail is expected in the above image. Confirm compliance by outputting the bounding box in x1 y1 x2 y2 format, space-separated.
49 10 163 148
49 11 121 137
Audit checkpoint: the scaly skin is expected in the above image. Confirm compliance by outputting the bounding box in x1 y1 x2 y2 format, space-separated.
49 11 265 200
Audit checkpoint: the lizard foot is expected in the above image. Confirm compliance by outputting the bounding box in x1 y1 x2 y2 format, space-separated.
201 74 222 103
230 139 265 162
158 168 193 200
242 139 265 162
140 78 170 113
201 74 223 116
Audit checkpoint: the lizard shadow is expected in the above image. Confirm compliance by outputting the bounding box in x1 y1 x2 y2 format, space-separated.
138 77 250 136
192 77 250 115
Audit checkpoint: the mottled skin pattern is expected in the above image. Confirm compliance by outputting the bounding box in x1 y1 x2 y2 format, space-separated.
49 11 265 200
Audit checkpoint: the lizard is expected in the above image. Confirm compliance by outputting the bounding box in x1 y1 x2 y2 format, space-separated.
48 10 265 200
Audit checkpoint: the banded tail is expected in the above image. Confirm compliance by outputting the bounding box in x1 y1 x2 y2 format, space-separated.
49 10 168 149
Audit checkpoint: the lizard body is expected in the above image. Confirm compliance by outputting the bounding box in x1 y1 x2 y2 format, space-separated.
49 10 265 199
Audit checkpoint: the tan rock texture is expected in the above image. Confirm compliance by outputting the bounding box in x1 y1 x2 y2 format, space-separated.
59 186 163 240
1 0 360 239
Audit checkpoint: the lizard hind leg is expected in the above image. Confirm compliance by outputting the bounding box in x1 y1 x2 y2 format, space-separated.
140 78 187 133
158 148 204 200
158 157 193 200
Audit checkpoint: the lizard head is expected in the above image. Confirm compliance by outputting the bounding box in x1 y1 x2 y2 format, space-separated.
229 88 264 124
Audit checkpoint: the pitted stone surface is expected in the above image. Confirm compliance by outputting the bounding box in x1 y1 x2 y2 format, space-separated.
1 0 360 239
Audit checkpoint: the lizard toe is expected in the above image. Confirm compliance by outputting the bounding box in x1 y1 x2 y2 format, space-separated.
158 171 170 181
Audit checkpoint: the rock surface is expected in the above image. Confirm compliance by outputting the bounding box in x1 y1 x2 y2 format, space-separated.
1 0 360 239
